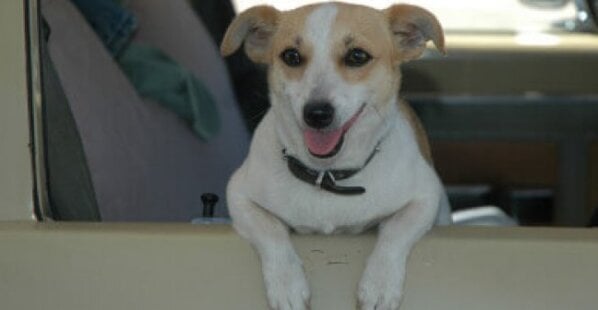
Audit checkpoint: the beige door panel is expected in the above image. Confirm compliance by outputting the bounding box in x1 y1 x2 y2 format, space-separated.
1 222 597 310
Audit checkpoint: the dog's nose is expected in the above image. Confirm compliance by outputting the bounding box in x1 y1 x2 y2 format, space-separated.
303 101 334 129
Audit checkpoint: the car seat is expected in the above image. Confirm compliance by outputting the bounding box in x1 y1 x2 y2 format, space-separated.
41 0 249 221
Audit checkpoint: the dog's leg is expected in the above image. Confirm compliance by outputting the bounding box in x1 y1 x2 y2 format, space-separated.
358 197 438 310
228 184 310 310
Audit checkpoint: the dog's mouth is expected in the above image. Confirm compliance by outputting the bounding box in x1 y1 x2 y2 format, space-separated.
303 105 364 158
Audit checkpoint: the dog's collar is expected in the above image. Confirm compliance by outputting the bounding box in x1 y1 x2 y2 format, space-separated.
282 145 380 195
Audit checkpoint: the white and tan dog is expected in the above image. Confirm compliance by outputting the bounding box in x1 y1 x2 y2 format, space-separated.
221 2 450 309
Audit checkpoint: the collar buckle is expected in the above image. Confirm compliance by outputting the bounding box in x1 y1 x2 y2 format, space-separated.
315 171 325 187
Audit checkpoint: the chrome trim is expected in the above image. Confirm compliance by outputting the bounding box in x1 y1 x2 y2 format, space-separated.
25 0 51 221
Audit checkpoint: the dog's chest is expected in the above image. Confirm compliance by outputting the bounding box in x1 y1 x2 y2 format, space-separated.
250 153 414 234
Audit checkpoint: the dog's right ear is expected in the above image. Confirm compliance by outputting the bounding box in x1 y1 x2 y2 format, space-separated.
384 4 445 62
220 6 280 64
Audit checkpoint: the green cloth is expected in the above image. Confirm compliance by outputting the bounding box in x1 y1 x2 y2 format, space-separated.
118 43 220 140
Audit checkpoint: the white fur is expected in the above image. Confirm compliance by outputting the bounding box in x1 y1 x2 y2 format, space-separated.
226 4 449 310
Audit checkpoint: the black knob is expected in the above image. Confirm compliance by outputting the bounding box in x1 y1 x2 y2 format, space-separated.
201 193 219 217
303 101 334 129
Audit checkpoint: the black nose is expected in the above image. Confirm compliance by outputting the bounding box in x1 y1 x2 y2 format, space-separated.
303 101 334 129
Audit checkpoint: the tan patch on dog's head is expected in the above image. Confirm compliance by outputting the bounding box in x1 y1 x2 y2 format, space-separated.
268 4 397 84
221 3 445 81
268 5 321 80
330 5 394 83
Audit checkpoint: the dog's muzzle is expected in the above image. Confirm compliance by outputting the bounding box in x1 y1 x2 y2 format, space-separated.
302 103 364 158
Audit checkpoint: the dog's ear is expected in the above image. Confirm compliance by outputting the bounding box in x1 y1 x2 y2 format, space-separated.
220 5 280 64
384 4 445 62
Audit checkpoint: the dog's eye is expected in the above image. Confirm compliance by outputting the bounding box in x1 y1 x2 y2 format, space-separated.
280 48 303 67
344 48 371 67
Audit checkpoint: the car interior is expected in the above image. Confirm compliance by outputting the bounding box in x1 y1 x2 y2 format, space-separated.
37 0 598 227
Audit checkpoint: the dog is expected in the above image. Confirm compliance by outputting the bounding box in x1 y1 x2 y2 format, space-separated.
221 2 450 309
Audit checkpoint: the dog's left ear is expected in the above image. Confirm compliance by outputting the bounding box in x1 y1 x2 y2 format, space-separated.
220 5 280 64
384 4 445 62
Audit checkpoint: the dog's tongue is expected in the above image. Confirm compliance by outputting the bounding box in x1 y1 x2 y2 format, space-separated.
303 107 364 156
303 128 343 156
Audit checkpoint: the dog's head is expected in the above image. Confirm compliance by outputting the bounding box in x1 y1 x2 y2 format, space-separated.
221 2 444 168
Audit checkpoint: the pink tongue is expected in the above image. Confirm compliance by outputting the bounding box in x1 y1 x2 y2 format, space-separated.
303 128 343 156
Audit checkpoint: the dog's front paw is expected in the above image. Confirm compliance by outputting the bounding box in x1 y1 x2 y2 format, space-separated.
262 255 310 310
357 256 406 310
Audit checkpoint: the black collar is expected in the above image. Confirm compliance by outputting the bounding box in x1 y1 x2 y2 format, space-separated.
282 145 379 195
